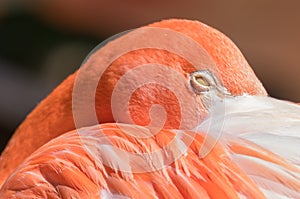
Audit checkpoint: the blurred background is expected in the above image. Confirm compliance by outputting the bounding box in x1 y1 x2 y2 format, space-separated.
1 0 300 152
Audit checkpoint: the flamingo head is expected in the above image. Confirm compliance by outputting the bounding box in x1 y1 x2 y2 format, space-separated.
74 19 267 131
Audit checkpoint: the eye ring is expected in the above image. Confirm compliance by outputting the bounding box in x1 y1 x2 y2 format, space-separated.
190 70 216 94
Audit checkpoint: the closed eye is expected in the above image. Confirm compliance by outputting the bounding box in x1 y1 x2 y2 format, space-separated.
190 70 216 94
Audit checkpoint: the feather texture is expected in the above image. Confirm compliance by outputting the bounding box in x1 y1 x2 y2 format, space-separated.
197 95 300 198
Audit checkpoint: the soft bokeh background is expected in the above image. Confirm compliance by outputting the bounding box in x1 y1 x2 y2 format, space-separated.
1 0 300 152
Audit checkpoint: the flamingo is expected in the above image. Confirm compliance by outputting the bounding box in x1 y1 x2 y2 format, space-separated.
0 19 299 198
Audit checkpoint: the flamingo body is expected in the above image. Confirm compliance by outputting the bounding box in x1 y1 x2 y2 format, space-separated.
0 19 299 198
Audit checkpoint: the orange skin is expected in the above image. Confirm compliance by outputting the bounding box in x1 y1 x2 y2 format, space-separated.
0 19 266 188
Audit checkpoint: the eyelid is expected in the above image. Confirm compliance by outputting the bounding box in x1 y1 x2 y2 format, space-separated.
190 70 213 94
190 70 231 96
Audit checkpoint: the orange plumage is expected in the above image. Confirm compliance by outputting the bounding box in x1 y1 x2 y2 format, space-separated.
0 19 299 198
